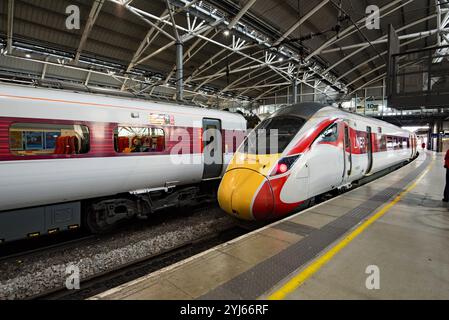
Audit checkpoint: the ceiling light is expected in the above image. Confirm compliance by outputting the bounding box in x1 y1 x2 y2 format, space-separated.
223 30 230 36
25 54 31 58
278 57 284 62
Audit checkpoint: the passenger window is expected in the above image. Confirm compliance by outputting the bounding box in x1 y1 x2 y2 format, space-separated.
9 123 90 156
318 124 338 143
114 127 165 153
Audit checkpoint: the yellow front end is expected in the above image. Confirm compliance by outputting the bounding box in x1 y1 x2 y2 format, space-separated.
218 152 281 220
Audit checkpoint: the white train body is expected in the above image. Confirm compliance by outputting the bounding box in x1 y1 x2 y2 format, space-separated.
218 103 418 221
0 84 246 241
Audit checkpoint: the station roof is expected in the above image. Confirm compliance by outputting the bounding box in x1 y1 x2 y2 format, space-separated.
0 0 445 108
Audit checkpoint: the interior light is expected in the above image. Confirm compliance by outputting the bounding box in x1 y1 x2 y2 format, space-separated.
223 30 230 36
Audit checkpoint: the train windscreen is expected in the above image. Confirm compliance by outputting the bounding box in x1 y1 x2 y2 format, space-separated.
240 116 305 155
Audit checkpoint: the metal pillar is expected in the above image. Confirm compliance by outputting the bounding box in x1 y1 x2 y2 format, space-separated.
292 79 298 104
431 121 442 152
176 41 184 101
438 119 444 152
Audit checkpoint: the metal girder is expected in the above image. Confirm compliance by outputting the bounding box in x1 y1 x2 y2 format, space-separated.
253 84 289 101
346 65 385 87
348 60 417 95
193 55 249 91
192 55 284 83
228 82 291 91
121 10 168 91
227 0 257 30
188 48 232 81
336 37 423 82
240 73 283 96
165 0 181 41
163 29 216 85
305 0 407 61
273 0 329 46
219 67 274 93
322 11 448 77
74 0 105 64
109 0 331 98
7 0 14 54
135 22 218 67
322 28 448 54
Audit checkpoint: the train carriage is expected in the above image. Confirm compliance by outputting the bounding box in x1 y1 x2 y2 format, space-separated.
0 84 246 241
218 103 418 221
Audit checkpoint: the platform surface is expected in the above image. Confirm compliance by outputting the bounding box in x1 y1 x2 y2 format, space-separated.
92 151 449 300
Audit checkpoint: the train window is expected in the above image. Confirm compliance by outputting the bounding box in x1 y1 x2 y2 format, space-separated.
114 127 165 153
386 136 394 149
240 116 306 154
9 123 90 156
317 124 338 143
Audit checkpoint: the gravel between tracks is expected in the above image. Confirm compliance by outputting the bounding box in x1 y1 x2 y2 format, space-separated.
0 208 235 300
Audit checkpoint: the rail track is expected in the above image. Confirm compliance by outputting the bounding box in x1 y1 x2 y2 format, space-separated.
34 226 246 300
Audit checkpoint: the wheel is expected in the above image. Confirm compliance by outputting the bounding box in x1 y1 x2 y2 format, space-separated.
83 202 117 234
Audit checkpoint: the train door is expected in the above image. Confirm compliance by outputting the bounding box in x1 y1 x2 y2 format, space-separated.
366 126 373 174
343 122 353 183
202 118 223 179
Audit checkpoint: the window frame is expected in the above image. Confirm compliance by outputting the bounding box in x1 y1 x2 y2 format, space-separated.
8 121 91 157
113 125 166 155
315 123 339 144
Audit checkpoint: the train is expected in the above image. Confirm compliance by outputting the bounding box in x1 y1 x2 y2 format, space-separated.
218 103 419 221
0 84 246 242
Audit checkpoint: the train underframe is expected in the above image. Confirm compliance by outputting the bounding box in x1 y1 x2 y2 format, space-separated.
0 180 220 243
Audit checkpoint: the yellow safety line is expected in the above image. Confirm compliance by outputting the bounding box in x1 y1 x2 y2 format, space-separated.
268 160 434 300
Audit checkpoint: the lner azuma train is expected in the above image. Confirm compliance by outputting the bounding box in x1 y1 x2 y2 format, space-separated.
218 103 419 221
0 84 246 242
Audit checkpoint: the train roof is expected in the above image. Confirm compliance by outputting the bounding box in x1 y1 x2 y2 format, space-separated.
269 102 407 133
0 83 245 122
271 102 327 120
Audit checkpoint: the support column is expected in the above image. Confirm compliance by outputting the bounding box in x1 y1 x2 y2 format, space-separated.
176 41 184 101
432 121 440 152
292 79 298 104
438 119 444 152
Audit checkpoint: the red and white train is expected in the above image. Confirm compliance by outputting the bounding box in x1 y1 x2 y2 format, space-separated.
0 84 246 242
218 103 418 221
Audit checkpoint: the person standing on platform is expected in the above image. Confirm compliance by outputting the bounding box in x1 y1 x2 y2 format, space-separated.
444 149 449 202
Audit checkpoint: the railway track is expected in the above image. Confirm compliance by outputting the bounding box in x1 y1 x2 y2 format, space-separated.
0 202 218 262
33 226 246 300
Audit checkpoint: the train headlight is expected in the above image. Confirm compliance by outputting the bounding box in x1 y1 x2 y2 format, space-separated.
270 154 301 177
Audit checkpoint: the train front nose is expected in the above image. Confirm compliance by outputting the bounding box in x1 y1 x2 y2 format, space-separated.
218 169 274 221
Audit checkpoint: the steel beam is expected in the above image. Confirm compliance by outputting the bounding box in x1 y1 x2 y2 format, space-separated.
74 0 105 64
322 11 448 76
109 0 330 96
227 0 257 30
321 28 448 54
292 79 298 104
7 0 14 54
163 29 216 85
176 42 184 100
274 0 329 46
336 37 428 82
305 0 407 61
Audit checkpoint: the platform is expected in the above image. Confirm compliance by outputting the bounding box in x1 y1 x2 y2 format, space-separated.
91 151 449 300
